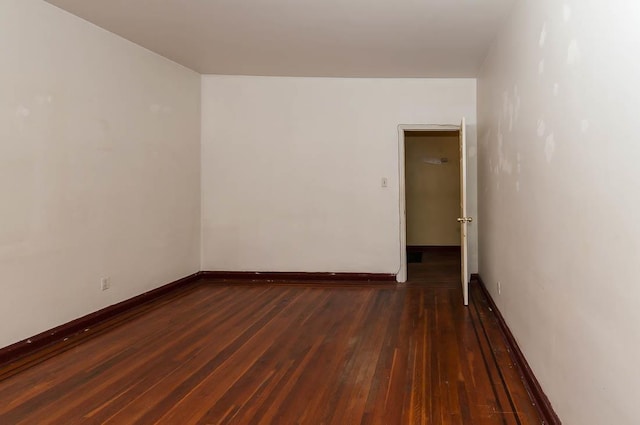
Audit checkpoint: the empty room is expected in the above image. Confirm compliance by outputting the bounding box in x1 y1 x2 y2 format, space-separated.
1 0 639 424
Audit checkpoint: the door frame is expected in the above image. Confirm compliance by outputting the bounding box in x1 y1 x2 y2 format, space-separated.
396 123 461 283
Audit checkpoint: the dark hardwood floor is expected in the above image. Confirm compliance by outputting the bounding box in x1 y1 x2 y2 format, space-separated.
0 251 542 424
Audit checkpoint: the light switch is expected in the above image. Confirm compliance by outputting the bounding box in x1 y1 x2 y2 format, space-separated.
381 177 388 188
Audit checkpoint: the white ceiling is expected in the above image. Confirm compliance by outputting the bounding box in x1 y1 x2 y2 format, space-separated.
45 0 515 77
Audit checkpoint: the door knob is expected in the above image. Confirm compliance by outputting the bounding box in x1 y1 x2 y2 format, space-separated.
457 217 473 223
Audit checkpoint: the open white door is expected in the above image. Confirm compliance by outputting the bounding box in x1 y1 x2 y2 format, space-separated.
458 118 471 306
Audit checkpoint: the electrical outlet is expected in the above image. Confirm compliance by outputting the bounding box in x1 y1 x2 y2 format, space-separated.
101 277 111 291
497 281 502 295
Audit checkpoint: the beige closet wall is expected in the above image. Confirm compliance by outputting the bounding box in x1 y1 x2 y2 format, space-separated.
405 134 460 246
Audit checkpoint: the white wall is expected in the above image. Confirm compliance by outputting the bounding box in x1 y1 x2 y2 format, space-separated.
201 76 477 275
478 1 640 423
0 0 201 348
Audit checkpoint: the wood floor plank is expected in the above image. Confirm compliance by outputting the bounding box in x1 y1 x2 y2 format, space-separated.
2 286 271 425
0 252 544 425
101 288 297 425
156 288 327 424
55 287 277 424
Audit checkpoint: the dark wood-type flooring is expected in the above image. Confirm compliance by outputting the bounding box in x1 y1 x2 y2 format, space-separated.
0 250 542 424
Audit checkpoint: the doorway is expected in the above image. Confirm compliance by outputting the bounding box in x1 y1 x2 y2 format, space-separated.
396 122 471 304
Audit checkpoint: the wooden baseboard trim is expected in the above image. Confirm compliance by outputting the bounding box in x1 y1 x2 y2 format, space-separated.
407 245 460 252
471 274 562 425
198 271 397 283
0 272 201 370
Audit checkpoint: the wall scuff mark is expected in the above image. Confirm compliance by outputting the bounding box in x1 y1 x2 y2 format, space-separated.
567 39 581 65
544 133 555 163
